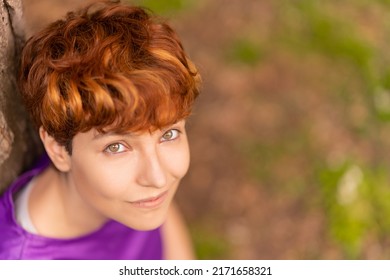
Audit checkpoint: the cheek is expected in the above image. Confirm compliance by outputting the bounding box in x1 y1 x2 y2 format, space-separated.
69 132 134 199
165 143 191 179
71 157 132 198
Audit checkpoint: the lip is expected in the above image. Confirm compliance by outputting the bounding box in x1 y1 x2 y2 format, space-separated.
129 191 168 209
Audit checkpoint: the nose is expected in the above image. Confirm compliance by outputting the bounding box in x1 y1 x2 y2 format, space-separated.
136 150 167 188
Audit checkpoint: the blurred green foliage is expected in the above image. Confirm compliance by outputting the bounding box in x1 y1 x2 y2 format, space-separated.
130 0 193 15
319 163 390 258
191 225 230 260
291 1 372 68
226 38 263 67
234 0 390 258
283 0 390 258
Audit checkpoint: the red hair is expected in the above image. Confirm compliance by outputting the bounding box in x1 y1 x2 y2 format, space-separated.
19 1 200 152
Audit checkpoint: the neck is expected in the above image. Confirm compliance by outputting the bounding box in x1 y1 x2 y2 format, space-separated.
28 165 108 238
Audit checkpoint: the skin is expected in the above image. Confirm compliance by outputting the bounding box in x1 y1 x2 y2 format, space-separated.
29 120 191 243
162 202 196 259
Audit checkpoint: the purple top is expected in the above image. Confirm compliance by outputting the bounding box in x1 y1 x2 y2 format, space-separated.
0 155 163 260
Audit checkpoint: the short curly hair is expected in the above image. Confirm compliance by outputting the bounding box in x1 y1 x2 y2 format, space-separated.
19 0 200 153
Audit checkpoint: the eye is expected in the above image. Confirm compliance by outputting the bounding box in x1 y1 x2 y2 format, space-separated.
161 129 180 142
104 143 127 154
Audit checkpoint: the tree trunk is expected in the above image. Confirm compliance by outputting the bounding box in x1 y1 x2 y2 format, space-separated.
0 0 42 193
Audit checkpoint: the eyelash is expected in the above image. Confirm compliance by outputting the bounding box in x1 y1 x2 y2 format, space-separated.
103 129 181 154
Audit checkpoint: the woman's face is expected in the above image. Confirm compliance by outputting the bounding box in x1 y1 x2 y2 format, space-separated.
65 120 190 230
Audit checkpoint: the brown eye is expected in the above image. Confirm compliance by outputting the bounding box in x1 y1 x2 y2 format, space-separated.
163 130 173 140
161 129 180 142
105 143 125 154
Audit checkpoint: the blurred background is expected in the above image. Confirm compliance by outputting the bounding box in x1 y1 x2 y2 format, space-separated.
22 0 390 259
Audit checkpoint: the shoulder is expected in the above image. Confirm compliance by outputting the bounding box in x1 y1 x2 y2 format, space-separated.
161 202 195 259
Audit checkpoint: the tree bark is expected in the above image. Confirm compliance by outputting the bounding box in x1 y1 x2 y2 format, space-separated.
0 0 42 193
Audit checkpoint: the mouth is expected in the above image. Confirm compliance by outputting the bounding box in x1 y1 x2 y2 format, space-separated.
129 191 169 209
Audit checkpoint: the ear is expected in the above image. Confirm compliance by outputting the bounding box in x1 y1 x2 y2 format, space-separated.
39 127 71 172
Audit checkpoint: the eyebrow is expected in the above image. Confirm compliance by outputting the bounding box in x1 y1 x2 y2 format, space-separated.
92 121 185 140
92 131 134 141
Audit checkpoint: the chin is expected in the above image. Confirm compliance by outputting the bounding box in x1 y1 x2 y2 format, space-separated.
128 219 165 231
120 212 167 231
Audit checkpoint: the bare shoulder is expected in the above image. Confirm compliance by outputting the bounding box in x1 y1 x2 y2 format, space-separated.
161 202 195 260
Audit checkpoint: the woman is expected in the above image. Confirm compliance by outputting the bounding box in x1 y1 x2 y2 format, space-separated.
0 0 201 259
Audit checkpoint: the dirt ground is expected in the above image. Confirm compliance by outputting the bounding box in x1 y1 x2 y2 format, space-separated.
22 0 390 259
